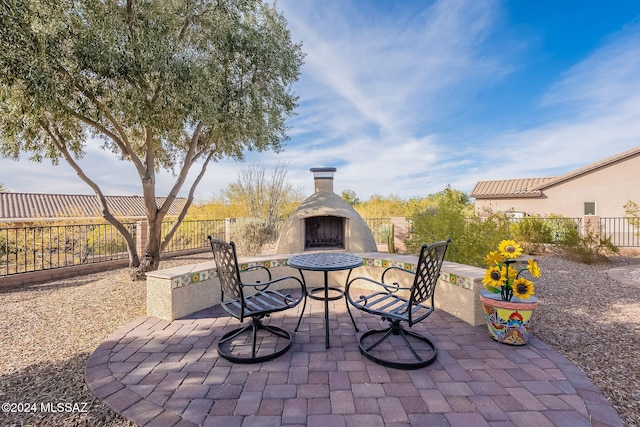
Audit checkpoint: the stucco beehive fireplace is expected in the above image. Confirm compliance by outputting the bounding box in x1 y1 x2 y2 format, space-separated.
275 168 378 254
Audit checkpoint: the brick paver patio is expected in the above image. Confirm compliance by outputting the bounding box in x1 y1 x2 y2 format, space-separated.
85 294 623 426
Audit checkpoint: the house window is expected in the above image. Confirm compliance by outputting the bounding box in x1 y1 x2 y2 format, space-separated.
584 202 596 215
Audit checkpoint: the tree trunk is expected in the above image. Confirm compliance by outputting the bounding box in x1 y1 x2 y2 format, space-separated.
129 217 163 280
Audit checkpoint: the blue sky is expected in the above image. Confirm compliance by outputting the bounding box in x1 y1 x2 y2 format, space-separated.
2 0 640 201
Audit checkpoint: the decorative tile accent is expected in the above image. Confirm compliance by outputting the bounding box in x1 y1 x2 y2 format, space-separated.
440 272 472 290
172 268 216 289
361 257 416 272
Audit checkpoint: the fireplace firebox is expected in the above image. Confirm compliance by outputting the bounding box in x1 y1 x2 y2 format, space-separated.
305 216 344 249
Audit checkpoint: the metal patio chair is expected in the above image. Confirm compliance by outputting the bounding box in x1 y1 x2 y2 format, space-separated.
208 237 306 363
345 239 450 369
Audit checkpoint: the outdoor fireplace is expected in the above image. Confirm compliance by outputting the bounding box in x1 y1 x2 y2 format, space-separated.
275 168 377 254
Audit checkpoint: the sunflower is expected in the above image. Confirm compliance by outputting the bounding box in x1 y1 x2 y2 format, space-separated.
502 264 518 281
513 277 535 299
527 259 541 278
484 250 504 266
498 240 523 259
482 265 505 291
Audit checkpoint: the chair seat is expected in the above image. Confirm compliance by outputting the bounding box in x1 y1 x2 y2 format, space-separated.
222 289 301 319
350 291 433 324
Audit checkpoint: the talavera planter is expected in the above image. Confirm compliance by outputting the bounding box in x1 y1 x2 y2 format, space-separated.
479 290 539 345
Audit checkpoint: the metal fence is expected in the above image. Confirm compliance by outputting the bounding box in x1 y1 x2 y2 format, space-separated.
0 222 136 276
161 219 226 252
1 219 227 277
2 216 638 277
600 217 640 247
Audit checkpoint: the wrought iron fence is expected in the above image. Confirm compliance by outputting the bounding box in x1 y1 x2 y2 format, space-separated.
161 219 226 252
1 219 227 277
600 217 640 247
0 222 136 276
2 216 638 278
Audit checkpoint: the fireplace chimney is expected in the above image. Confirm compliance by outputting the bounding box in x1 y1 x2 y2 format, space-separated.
310 167 336 193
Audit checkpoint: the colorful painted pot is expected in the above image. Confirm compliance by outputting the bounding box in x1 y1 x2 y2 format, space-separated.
479 290 539 345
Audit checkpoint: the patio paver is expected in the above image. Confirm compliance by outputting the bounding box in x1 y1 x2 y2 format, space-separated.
85 295 623 426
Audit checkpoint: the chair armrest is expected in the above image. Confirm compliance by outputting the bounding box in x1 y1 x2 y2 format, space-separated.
240 265 273 282
381 266 414 285
346 275 412 295
241 274 305 294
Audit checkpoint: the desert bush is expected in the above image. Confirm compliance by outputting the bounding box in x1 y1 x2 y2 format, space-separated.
559 220 618 264
406 188 511 267
229 218 276 256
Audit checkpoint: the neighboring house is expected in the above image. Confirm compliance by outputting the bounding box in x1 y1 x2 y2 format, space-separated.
0 192 187 223
470 146 640 218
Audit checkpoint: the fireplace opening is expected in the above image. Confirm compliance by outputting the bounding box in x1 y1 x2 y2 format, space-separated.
305 216 344 250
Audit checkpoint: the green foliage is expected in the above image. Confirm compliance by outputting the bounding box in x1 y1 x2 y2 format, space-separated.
510 215 580 251
406 187 510 267
0 0 304 271
624 200 640 217
510 216 553 251
341 190 360 206
623 200 640 231
559 220 618 264
230 218 276 256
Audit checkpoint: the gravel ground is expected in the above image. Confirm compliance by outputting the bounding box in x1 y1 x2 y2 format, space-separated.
0 252 639 426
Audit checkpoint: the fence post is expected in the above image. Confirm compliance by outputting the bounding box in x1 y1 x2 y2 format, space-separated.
136 221 148 255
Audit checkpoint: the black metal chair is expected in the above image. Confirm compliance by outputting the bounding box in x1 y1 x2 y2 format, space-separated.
345 239 450 369
208 237 306 363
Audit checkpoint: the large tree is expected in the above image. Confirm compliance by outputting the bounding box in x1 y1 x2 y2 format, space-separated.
0 0 304 275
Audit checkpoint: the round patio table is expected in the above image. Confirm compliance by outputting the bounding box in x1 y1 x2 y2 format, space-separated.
288 252 363 348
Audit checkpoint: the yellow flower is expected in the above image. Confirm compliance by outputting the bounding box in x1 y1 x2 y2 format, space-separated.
502 264 518 281
484 250 504 266
513 278 535 299
483 265 505 288
527 259 541 278
498 240 522 259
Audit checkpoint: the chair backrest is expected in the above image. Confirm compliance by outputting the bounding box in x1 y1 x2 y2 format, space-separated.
208 237 243 301
410 239 451 306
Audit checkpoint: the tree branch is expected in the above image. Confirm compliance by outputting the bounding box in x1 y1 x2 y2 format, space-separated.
38 119 140 267
161 150 215 252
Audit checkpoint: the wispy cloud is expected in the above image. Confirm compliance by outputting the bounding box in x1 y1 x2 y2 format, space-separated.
470 20 640 182
3 1 640 201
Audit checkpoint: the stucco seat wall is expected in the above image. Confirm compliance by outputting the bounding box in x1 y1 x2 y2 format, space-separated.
146 253 486 326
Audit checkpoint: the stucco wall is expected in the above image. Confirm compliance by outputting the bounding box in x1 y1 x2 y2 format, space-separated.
146 253 487 326
475 154 640 217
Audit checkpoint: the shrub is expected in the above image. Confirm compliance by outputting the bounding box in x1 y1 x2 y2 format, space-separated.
229 218 276 256
406 188 511 267
559 220 618 264
510 216 553 253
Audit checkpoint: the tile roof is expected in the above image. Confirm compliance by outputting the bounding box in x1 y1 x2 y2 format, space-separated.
471 145 640 199
0 193 187 221
470 177 556 198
